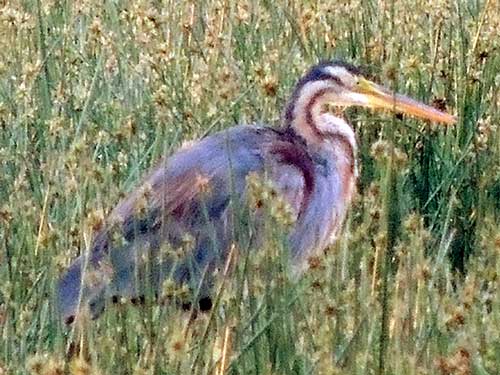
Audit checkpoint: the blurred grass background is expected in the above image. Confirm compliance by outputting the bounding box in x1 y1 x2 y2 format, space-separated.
0 0 499 373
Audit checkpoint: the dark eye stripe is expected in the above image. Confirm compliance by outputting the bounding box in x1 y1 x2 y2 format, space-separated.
325 75 343 86
302 71 344 87
283 66 346 125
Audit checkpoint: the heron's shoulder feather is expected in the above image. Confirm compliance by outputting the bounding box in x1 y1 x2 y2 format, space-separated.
99 125 317 252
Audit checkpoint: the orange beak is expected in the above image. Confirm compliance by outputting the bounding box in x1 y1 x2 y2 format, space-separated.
355 77 456 125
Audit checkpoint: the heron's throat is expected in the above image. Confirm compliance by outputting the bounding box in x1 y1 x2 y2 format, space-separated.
284 82 357 155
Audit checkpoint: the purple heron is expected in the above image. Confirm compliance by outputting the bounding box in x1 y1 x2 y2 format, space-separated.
58 61 455 323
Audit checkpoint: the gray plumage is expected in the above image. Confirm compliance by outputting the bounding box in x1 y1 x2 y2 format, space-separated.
58 122 354 322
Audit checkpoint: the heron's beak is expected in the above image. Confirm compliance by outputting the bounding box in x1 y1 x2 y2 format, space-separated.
355 77 456 125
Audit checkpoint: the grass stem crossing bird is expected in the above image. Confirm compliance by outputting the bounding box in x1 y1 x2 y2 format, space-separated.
57 61 455 324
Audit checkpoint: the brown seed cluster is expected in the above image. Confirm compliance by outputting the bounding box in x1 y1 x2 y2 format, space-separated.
246 172 296 227
435 347 472 375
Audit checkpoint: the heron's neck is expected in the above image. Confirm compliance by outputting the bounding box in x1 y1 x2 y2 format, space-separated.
285 84 357 157
313 113 358 184
283 82 358 185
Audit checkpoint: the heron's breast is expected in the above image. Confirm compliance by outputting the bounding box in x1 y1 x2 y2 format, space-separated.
313 153 355 241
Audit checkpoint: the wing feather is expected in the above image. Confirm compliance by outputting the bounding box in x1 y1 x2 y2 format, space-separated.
57 125 314 322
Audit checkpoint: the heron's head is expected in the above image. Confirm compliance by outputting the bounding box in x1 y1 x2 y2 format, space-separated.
285 60 456 143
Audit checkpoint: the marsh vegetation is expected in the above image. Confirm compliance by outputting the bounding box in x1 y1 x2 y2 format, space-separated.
0 1 498 373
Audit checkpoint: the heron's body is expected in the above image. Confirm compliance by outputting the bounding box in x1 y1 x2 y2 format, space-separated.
58 61 454 323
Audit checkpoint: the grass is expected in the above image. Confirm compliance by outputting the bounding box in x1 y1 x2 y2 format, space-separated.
1 0 499 373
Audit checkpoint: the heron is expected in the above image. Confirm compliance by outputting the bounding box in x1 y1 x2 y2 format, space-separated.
58 60 455 324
